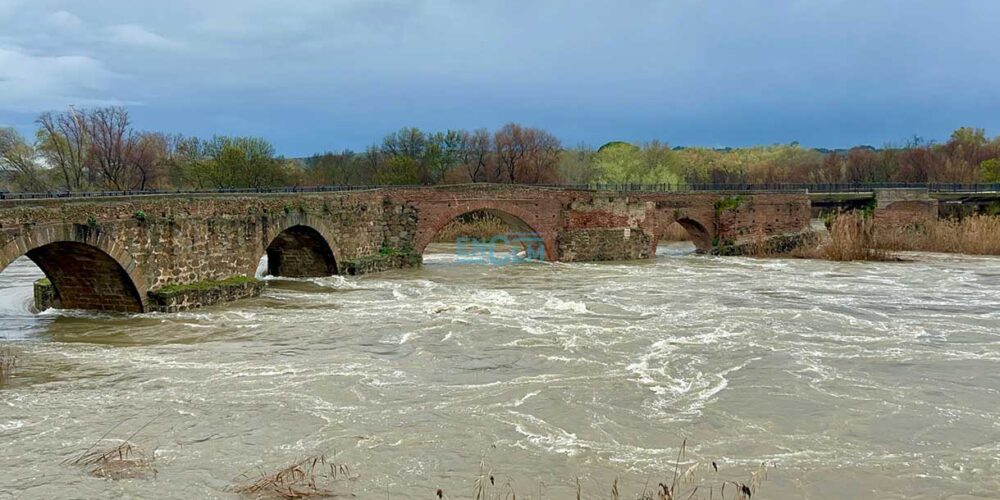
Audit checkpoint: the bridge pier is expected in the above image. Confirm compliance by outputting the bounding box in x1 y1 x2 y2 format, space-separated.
873 188 939 228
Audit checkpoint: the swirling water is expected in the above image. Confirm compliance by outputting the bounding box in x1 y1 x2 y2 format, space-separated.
1 243 999 499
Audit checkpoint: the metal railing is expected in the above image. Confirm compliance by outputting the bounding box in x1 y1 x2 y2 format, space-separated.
3 182 1000 201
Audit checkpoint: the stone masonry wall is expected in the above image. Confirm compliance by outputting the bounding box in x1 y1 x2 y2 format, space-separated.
0 186 811 311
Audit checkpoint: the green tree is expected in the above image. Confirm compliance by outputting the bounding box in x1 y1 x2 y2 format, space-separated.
375 156 421 185
981 158 1000 183
592 141 684 185
200 136 286 188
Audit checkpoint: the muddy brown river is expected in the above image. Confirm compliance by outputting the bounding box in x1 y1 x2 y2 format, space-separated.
1 243 999 499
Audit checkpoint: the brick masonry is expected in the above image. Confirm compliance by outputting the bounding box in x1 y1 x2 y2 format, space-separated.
0 186 812 312
873 189 939 228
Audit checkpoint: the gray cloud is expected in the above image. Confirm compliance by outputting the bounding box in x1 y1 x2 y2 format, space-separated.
0 0 998 153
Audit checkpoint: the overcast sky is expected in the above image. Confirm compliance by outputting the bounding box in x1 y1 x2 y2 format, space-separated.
1 0 998 155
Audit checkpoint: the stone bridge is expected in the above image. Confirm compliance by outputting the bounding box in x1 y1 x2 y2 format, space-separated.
0 185 812 312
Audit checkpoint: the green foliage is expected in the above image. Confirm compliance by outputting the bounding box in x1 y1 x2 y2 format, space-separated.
133 210 147 222
980 158 1000 183
375 156 421 185
592 141 684 185
196 136 288 189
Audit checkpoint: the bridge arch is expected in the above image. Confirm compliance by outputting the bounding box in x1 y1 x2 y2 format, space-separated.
674 217 712 252
414 202 557 261
0 227 147 312
652 216 713 254
255 216 341 278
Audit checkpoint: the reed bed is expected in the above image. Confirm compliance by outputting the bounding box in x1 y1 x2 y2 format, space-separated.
0 344 16 385
433 213 512 242
232 454 357 499
808 212 894 261
876 214 1000 255
660 222 692 242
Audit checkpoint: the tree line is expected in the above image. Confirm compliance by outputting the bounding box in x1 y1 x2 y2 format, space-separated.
3 105 1000 192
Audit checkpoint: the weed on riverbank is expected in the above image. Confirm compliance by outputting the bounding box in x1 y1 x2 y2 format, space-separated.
232 454 357 499
0 344 16 385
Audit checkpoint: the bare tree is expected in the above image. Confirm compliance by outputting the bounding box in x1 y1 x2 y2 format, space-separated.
494 123 561 183
494 123 527 183
129 132 168 190
457 128 491 182
36 108 90 191
87 106 139 190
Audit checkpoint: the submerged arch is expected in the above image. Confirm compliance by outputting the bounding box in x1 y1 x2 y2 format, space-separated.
0 239 145 312
263 224 338 277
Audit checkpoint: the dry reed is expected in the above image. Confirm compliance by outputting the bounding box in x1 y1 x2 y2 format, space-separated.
69 441 157 480
66 411 165 480
0 344 16 385
876 214 1000 255
433 213 512 242
232 454 356 499
452 440 774 500
661 222 692 242
808 212 895 261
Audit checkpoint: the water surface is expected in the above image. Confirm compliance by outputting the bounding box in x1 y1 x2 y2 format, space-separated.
1 244 999 499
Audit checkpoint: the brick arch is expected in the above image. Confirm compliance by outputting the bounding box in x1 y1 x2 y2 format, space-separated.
413 202 557 261
650 216 714 254
0 225 147 312
251 214 342 278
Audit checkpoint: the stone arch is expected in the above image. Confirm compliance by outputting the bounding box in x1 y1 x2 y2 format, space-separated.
254 215 341 278
0 225 147 312
415 202 556 261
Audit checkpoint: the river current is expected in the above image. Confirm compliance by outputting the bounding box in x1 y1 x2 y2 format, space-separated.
1 243 999 499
